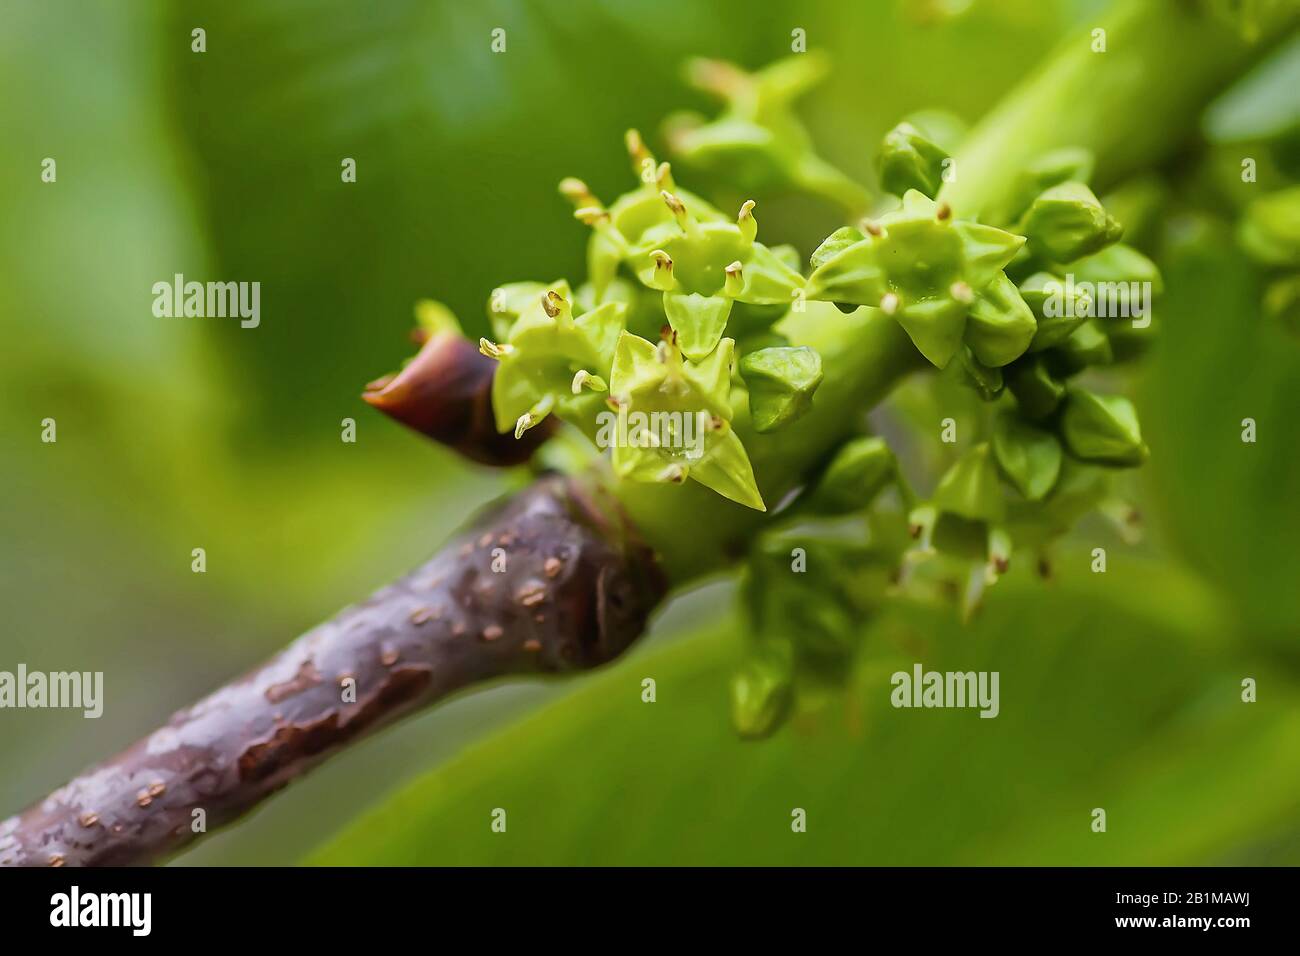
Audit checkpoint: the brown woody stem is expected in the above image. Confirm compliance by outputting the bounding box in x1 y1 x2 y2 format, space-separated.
0 477 663 866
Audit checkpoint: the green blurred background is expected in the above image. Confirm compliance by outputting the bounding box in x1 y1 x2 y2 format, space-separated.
2 0 1297 865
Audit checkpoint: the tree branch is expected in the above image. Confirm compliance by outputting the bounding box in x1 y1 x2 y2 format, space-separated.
0 476 663 866
3 0 1289 867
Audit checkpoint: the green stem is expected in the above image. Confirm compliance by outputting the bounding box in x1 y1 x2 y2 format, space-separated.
940 0 1298 218
614 0 1294 585
614 304 920 580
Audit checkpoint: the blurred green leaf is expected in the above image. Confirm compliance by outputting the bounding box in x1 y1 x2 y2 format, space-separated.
310 559 1300 865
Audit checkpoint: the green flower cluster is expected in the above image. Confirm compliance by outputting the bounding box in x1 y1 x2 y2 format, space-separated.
718 124 1168 733
480 130 831 511
474 69 1162 548
661 53 870 214
871 132 1160 596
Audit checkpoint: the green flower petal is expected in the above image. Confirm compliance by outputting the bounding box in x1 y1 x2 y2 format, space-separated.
690 427 766 511
663 292 733 360
739 346 823 432
895 296 968 369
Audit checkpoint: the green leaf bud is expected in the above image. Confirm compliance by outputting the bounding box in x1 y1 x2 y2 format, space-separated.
569 132 727 299
739 346 824 433
992 415 1062 501
1237 185 1300 267
1021 181 1124 263
878 121 950 198
934 442 1005 524
1059 388 1148 467
808 436 897 514
1070 243 1163 345
1005 356 1066 421
965 272 1038 367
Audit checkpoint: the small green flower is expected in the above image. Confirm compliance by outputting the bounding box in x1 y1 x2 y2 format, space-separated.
628 195 805 306
485 280 562 342
484 288 625 438
1020 181 1124 263
606 330 765 511
964 271 1037 367
1059 388 1149 467
662 53 870 213
991 414 1062 501
739 346 824 433
805 190 1025 368
877 121 950 198
558 135 725 299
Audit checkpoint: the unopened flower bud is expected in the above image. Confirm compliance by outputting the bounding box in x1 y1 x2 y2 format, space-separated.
964 272 1037 367
808 436 897 514
730 652 794 740
878 121 950 199
1021 181 1124 263
991 414 1062 501
1059 388 1148 467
